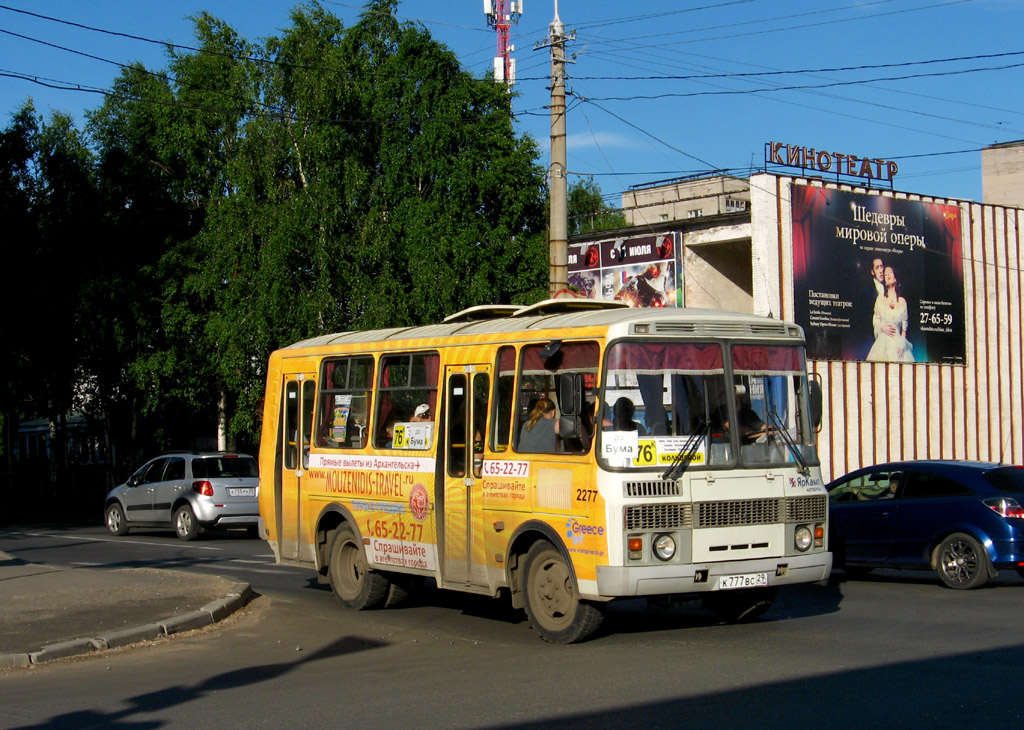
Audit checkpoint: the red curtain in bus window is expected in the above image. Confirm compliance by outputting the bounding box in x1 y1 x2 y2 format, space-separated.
423 353 439 414
731 344 803 374
520 341 599 373
607 342 723 373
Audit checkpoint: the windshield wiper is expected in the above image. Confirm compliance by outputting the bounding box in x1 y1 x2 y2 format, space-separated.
764 404 809 475
661 418 709 481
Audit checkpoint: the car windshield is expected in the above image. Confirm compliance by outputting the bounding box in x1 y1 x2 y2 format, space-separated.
192 456 259 479
983 466 1024 493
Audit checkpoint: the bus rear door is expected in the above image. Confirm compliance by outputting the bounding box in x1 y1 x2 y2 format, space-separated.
277 373 315 562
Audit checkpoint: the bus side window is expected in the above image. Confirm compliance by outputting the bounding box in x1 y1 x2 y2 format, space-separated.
316 356 373 449
491 346 516 452
514 340 599 454
375 351 439 450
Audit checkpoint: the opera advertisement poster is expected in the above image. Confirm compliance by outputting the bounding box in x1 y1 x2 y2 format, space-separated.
791 185 965 364
567 233 680 307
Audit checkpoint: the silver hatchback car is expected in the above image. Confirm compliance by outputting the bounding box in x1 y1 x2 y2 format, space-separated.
105 451 260 540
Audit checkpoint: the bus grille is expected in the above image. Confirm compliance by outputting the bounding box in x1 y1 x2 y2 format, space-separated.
625 503 693 530
650 321 794 337
624 480 682 497
625 496 826 531
785 494 827 522
696 498 781 527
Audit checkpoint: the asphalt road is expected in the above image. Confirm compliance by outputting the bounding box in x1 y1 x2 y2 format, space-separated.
2 526 1023 729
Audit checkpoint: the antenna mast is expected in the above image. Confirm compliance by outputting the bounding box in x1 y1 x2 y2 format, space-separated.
484 1 523 86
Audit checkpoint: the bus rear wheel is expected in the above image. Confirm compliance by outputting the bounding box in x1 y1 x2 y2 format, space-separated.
522 541 603 644
328 524 390 609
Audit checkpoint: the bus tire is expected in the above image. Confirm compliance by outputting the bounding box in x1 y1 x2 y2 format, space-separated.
328 524 390 609
704 586 777 624
522 541 603 644
383 572 417 608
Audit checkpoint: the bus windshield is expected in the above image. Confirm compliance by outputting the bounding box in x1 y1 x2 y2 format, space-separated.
600 341 817 470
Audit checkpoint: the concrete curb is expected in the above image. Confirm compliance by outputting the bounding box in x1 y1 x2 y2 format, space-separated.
0 580 253 668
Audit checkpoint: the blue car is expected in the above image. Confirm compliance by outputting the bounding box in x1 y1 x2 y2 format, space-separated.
827 461 1024 589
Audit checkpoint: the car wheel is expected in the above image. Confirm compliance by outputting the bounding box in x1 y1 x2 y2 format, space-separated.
174 505 200 541
936 533 989 589
704 587 778 623
106 503 129 536
327 524 390 609
522 541 603 644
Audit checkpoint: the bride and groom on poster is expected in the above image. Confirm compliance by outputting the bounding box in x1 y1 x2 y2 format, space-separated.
861 255 915 362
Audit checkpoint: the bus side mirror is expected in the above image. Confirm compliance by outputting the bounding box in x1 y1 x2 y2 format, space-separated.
558 415 581 440
558 373 583 416
808 378 823 430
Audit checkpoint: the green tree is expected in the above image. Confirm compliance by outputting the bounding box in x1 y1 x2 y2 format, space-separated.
177 0 547 440
0 103 103 480
568 176 627 236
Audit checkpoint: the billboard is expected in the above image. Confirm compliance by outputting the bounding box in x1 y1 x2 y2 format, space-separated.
567 233 679 307
791 185 965 364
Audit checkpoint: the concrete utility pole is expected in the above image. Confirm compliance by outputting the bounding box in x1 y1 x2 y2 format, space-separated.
537 1 574 297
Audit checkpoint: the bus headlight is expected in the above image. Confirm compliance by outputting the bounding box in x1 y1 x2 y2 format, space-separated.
653 534 676 561
794 525 813 552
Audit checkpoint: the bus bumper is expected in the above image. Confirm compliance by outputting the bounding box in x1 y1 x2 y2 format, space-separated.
590 551 832 599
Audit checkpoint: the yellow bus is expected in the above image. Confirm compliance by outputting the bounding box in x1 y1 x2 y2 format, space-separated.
258 299 830 643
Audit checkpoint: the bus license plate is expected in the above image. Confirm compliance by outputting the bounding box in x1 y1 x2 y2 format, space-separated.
718 572 768 590
229 488 256 497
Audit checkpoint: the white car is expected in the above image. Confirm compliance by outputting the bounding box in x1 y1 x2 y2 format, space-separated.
104 451 260 540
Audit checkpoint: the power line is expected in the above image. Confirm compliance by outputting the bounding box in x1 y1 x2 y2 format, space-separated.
578 60 1024 102
554 50 1024 82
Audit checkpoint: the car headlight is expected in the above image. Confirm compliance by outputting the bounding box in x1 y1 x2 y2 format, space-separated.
794 525 813 552
653 533 676 561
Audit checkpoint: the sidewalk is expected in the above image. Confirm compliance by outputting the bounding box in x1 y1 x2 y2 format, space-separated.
0 551 252 669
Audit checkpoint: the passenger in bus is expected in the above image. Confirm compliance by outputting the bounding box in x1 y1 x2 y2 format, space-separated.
721 386 766 444
411 403 431 422
562 399 597 454
611 397 646 434
518 397 559 452
381 419 398 448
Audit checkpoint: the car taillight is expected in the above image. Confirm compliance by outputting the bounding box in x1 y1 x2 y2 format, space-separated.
192 480 214 497
983 497 1024 519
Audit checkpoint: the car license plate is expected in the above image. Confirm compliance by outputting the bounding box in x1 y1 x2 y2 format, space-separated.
718 572 768 590
229 488 256 497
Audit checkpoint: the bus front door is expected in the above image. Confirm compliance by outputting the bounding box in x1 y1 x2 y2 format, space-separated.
441 365 490 588
277 374 316 562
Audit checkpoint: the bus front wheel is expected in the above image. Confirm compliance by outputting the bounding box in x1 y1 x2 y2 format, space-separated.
704 587 777 623
328 524 390 609
522 541 603 644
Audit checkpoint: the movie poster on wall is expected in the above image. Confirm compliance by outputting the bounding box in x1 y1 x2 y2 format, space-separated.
791 185 965 364
567 233 680 307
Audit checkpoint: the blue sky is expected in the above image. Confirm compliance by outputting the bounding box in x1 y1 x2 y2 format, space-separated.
1 1 1022 204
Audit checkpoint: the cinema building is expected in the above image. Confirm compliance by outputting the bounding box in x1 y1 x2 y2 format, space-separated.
568 141 1023 481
